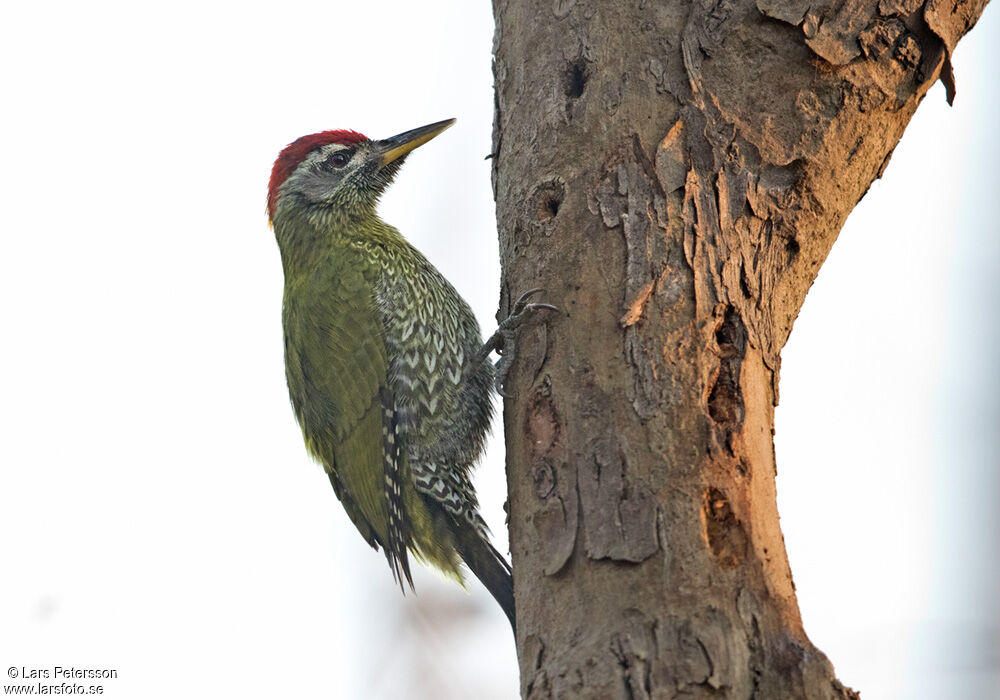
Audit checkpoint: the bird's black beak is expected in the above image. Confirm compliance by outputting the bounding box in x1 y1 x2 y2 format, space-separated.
377 119 456 168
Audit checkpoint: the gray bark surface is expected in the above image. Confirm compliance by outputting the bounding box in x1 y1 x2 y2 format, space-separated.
491 0 988 696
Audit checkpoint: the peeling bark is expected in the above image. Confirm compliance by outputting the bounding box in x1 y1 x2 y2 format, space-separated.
491 0 987 696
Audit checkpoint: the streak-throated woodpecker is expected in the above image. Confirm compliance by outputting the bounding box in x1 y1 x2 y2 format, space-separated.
267 119 551 631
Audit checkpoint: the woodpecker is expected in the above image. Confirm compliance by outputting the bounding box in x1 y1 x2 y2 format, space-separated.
267 119 551 632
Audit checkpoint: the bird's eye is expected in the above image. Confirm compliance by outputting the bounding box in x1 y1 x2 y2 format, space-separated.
330 150 352 168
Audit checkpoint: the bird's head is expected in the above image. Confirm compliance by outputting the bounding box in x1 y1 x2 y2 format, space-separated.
267 119 455 225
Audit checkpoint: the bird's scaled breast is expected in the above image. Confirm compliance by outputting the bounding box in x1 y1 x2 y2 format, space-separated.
383 283 471 436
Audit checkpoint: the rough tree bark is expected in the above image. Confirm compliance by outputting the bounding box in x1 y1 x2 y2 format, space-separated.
490 0 988 697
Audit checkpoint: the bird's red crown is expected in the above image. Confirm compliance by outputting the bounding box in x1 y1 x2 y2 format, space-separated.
267 129 367 220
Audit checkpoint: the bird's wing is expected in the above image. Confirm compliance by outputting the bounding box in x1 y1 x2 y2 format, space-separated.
287 254 410 587
377 386 412 589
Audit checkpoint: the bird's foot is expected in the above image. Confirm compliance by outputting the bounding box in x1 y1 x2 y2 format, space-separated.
490 288 558 397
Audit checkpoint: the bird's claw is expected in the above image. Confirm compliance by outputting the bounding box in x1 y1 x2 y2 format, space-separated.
492 289 559 396
510 288 544 315
499 289 559 335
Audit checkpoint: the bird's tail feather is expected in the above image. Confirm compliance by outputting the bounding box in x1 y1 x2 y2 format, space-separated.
454 527 515 634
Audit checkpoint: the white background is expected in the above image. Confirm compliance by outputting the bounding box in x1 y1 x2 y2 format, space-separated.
1 2 996 698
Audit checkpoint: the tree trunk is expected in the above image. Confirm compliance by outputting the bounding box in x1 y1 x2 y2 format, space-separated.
491 0 987 696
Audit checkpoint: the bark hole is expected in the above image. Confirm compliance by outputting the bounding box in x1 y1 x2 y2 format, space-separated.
739 265 753 300
702 487 748 568
535 180 565 221
785 236 800 261
564 60 588 99
708 307 747 429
